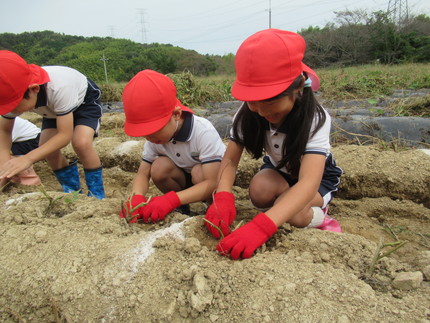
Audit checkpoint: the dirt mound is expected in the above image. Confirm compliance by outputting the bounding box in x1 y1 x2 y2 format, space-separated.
0 112 429 322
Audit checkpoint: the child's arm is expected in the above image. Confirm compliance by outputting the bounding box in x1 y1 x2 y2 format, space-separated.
0 114 74 179
215 140 244 192
139 161 221 223
0 118 12 187
217 153 326 259
175 161 220 204
27 114 74 164
0 118 15 182
204 140 244 238
131 161 151 196
119 161 152 223
0 117 14 164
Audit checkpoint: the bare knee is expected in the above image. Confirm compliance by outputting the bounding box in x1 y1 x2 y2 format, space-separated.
288 207 313 227
151 157 175 183
249 175 277 209
72 137 94 157
249 169 290 209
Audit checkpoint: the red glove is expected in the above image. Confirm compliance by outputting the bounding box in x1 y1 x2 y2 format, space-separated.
141 191 181 222
216 213 277 260
205 191 236 239
119 194 147 223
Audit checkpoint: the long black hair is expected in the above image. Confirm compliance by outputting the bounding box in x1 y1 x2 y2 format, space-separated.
232 74 326 178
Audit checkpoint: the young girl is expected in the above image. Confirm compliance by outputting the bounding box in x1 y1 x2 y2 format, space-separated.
204 29 343 260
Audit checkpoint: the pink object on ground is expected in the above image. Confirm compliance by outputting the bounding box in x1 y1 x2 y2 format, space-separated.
316 207 342 232
11 166 41 186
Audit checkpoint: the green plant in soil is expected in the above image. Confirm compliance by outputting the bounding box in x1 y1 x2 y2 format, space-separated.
120 194 152 223
36 185 81 216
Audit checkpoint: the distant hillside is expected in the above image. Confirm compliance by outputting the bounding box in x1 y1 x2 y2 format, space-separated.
0 30 235 83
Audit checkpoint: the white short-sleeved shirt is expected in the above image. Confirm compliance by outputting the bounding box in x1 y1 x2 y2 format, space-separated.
11 117 41 142
142 113 225 173
3 66 88 119
231 107 332 174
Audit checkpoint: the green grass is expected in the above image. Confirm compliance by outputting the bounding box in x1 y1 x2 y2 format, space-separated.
386 95 430 117
317 63 430 101
99 63 430 111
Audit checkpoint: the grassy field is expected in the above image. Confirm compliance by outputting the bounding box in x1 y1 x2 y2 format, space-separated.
318 63 430 100
100 63 430 116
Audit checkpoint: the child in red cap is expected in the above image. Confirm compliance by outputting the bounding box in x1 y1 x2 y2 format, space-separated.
0 50 105 199
204 29 343 260
120 69 225 222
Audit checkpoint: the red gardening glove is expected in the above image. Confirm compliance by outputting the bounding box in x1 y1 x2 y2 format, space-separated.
119 194 147 223
216 213 277 260
204 191 236 239
141 191 181 223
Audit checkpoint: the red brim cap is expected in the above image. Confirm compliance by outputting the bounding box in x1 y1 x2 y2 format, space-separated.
0 62 50 115
124 99 193 137
29 64 50 86
232 63 320 102
230 29 320 102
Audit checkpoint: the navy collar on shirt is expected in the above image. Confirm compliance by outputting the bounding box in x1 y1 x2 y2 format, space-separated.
35 84 47 108
172 112 193 142
262 116 288 134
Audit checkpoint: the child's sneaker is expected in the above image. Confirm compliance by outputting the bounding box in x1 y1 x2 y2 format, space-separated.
316 208 342 232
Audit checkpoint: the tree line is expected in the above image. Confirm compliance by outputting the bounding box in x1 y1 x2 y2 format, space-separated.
0 30 235 83
0 10 428 84
301 10 430 67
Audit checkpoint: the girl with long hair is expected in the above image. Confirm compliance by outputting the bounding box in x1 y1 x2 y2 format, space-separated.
204 29 343 260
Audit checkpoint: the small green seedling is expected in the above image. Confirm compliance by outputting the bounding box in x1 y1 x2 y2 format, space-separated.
120 194 152 223
367 238 407 276
203 218 225 239
37 185 81 216
63 190 81 204
37 185 67 215
0 180 12 192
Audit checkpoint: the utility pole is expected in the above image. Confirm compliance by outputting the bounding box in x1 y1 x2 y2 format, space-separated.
137 8 147 44
101 53 109 83
268 0 272 28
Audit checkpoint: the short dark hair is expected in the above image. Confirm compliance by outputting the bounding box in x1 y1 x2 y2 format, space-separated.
23 89 30 99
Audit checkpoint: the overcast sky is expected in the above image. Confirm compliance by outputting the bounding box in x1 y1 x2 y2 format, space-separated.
1 0 428 55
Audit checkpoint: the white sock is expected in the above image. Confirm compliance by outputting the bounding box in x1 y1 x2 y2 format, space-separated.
306 207 325 228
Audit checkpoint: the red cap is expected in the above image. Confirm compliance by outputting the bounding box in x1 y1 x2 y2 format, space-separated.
231 29 320 101
122 70 193 137
0 50 50 114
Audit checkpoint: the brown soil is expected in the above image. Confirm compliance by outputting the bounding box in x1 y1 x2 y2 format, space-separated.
1 112 429 323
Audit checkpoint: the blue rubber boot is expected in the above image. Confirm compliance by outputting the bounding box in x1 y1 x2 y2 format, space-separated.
53 160 82 193
84 166 105 199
